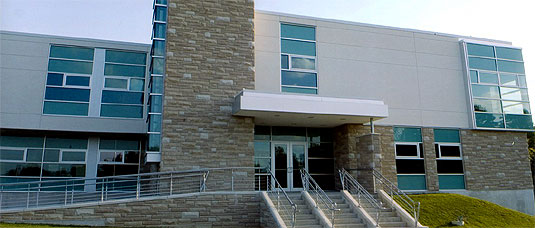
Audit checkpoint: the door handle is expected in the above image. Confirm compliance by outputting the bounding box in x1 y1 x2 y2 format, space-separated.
287 167 293 173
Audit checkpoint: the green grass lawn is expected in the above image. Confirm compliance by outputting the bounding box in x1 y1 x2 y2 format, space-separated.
402 193 535 228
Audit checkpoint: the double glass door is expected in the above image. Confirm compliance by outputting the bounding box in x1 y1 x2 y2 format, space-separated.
272 142 306 191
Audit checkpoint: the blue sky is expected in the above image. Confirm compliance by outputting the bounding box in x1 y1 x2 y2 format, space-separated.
2 0 535 110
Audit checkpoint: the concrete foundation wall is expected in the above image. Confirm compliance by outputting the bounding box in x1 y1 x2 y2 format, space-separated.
446 189 535 215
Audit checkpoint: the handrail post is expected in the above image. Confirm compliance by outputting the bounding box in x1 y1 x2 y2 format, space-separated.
64 182 68 206
231 169 234 191
100 182 104 201
0 185 3 210
169 173 173 195
276 187 280 210
137 175 141 199
27 184 31 208
71 180 75 204
105 180 108 201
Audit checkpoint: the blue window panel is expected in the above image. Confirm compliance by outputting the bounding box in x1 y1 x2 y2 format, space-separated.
281 71 317 87
397 175 426 190
43 101 88 116
151 57 165 75
281 24 315 40
500 73 518 86
281 55 289 69
45 87 90 102
155 6 167 22
505 114 533 129
65 76 90 86
393 127 422 142
0 136 44 148
148 134 161 151
0 177 41 189
104 78 128 89
48 59 93 74
43 149 59 162
154 23 166 39
496 47 523 61
469 70 478 83
106 50 146 65
155 0 167 4
130 78 145 91
281 39 316 56
102 90 144 105
152 40 166 57
0 149 25 160
100 104 143 118
466 43 494 58
471 84 500 99
151 76 163 94
62 151 85 162
434 129 460 143
497 60 525 74
502 101 530 114
47 73 63 86
26 149 43 162
149 114 162 132
46 138 88 149
104 63 146 77
254 141 270 157
150 95 162 113
292 57 315 70
281 87 317 94
478 72 498 84
468 57 496 71
475 113 504 128
438 175 465 190
49 46 94 61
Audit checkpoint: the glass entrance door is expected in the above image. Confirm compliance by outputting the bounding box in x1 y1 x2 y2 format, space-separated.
272 142 307 191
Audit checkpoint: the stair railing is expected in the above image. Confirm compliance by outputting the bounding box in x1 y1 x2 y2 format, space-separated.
300 169 338 228
372 168 420 227
266 170 297 228
338 168 383 226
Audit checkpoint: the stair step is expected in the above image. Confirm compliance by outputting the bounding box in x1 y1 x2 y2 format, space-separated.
334 224 366 228
379 221 408 227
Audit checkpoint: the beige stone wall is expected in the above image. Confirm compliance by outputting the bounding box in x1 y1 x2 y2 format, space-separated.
421 128 439 191
161 0 255 173
0 193 261 227
461 130 533 191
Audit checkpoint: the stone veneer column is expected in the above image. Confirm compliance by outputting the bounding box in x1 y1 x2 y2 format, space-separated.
421 128 439 191
161 0 255 177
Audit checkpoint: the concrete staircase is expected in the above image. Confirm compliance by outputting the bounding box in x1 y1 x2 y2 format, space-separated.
270 192 322 228
349 193 409 227
323 191 367 228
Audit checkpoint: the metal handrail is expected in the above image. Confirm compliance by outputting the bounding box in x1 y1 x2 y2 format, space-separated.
266 171 297 228
338 168 383 226
0 167 261 212
300 169 338 228
372 168 420 227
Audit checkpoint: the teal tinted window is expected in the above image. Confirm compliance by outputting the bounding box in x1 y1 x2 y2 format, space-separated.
397 175 426 190
281 87 317 94
99 139 139 150
106 50 146 65
394 127 422 142
505 114 533 129
42 164 85 177
281 39 316 56
65 76 90 86
475 113 504 128
154 23 166 39
0 136 44 148
470 70 478 83
281 71 317 87
154 6 167 22
48 59 93 74
254 141 270 157
500 73 518 86
151 57 165 75
102 91 143 104
155 0 167 4
148 134 161 151
151 77 163 94
479 72 498 84
272 127 306 141
473 98 502 113
0 149 24 160
47 73 63 86
0 163 41 177
43 149 60 162
45 87 90 102
130 79 145 91
43 101 88 116
496 47 523 61
281 55 289 69
100 104 143 118
104 63 146 77
467 43 494 57
46 138 87 149
281 24 315 40
150 95 162 113
62 151 86 162
26 149 43 162
104 78 128 89
471 85 500 99
500 87 528 101
438 175 465 190
292 57 315 70
468 57 496 71
149 115 162 132
434 129 460 143
502 101 530 114
254 126 270 140
49 46 94 60
152 40 165 56
497 60 525 74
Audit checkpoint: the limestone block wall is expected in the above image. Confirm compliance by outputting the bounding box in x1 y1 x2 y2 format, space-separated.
0 193 261 227
161 0 256 172
421 128 439 191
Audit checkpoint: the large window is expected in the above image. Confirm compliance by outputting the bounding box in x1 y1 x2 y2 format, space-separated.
434 129 465 190
44 45 94 116
97 138 141 177
394 127 426 190
280 23 317 94
465 42 532 130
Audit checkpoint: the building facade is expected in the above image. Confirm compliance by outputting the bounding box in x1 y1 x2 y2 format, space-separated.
0 0 534 217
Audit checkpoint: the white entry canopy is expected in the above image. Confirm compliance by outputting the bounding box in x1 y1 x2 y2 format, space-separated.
232 90 388 127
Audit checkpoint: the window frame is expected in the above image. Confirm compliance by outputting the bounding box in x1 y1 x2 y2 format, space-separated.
394 142 423 159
